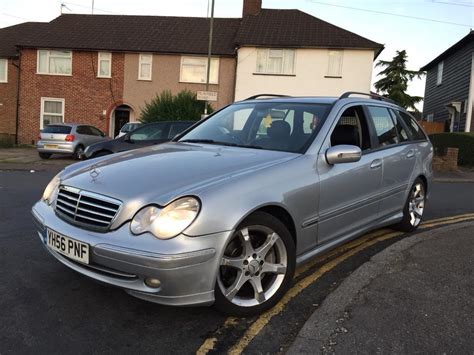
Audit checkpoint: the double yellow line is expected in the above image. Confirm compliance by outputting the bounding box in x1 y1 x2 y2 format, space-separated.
198 213 474 355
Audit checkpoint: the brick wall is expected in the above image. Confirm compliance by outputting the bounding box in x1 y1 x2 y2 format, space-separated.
18 49 124 144
433 147 459 172
0 58 19 138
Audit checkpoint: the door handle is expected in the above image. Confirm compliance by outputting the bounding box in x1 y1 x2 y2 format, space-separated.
406 149 415 159
370 159 382 169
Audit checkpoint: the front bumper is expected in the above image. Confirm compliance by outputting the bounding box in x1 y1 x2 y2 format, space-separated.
32 201 230 306
37 141 75 154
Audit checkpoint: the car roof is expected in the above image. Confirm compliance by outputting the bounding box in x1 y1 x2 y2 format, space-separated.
235 95 401 109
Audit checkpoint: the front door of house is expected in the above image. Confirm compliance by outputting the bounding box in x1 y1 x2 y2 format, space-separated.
114 110 130 137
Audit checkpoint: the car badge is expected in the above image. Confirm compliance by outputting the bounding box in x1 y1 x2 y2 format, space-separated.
90 165 101 181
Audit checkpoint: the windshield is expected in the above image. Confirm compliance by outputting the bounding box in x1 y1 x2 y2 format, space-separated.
121 123 141 133
178 102 331 153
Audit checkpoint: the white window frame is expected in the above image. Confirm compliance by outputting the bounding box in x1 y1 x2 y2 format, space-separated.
326 50 344 77
179 56 220 84
40 97 65 129
0 59 8 83
37 50 72 76
138 54 153 81
437 61 443 85
97 52 112 78
255 48 296 75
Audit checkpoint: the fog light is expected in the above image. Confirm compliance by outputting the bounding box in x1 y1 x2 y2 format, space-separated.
145 277 161 289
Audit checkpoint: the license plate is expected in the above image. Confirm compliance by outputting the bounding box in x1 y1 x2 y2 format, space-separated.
47 229 90 264
44 144 58 149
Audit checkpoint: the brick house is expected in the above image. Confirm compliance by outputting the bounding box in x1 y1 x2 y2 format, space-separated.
421 31 474 132
3 0 383 144
0 22 46 143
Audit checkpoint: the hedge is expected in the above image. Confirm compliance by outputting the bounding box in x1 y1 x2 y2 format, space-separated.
429 132 474 167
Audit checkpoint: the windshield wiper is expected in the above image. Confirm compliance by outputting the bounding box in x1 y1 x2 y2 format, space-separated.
180 139 263 150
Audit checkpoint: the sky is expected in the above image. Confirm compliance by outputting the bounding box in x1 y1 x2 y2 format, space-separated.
1 0 473 110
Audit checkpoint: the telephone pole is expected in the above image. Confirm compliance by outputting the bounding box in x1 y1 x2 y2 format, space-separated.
204 0 215 116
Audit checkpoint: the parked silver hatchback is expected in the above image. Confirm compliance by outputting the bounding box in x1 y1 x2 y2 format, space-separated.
32 93 433 316
37 124 110 160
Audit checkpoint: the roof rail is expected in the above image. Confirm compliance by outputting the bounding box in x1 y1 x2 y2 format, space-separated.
339 92 396 104
244 94 290 100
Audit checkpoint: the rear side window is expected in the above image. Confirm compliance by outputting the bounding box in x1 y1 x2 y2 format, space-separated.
397 111 427 141
89 126 104 136
389 110 410 142
42 125 71 134
76 126 92 135
367 106 399 147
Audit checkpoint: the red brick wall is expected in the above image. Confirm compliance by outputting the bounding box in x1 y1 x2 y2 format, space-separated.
18 49 124 144
0 59 19 137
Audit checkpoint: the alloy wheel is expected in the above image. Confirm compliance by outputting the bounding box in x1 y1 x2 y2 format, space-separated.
217 225 288 307
408 182 425 227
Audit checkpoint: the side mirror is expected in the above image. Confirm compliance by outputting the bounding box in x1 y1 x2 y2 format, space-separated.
326 145 362 165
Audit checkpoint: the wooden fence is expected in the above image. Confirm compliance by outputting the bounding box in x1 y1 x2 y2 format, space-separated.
418 121 445 135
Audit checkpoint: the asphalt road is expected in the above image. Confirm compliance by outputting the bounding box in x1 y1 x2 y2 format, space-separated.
0 168 473 354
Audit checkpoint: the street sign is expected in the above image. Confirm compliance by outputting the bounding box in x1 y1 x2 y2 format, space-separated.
197 91 218 102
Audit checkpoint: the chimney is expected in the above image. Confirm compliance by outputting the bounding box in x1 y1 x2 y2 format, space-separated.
242 0 262 17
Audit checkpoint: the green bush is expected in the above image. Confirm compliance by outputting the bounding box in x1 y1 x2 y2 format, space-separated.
140 89 213 123
429 132 474 166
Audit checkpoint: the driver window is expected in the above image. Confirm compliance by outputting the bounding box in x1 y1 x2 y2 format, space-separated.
330 106 371 151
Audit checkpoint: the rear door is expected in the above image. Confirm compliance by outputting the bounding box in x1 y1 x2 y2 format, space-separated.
366 105 417 218
317 104 384 245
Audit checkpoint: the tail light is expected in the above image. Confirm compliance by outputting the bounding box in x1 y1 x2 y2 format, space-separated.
65 134 75 142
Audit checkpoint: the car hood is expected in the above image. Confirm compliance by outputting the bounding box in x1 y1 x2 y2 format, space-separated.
61 142 298 207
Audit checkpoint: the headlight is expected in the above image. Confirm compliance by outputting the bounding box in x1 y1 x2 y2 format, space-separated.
130 197 200 239
42 173 61 205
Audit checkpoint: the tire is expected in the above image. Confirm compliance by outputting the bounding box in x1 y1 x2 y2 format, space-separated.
394 178 426 232
38 152 52 159
214 211 296 317
73 145 85 160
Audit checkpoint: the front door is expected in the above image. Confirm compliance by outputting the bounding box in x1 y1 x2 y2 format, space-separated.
317 105 383 245
114 110 130 137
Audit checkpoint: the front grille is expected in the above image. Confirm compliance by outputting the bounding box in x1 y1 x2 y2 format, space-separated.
55 185 122 231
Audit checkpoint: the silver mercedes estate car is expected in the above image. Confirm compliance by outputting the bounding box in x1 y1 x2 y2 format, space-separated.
32 92 433 316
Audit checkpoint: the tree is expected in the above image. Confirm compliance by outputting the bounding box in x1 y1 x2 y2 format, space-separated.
374 50 424 111
140 89 213 123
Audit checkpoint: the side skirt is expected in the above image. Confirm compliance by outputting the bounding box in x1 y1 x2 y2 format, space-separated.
296 212 403 266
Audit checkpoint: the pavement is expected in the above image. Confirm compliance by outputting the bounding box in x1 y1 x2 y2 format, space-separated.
0 147 74 171
288 221 474 354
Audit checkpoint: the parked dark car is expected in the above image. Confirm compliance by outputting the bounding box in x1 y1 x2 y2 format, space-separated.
83 121 195 159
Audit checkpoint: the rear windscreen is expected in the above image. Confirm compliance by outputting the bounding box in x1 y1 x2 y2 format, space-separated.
42 125 72 134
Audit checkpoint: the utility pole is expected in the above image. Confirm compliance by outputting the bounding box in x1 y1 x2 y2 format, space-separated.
204 0 215 116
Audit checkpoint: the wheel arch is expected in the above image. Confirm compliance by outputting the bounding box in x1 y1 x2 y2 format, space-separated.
238 204 297 248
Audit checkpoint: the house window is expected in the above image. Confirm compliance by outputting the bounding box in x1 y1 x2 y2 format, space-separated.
327 50 343 77
37 50 72 75
256 48 295 75
138 54 152 80
437 61 443 85
180 56 219 84
0 59 7 83
426 113 434 122
98 52 112 78
41 98 65 129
